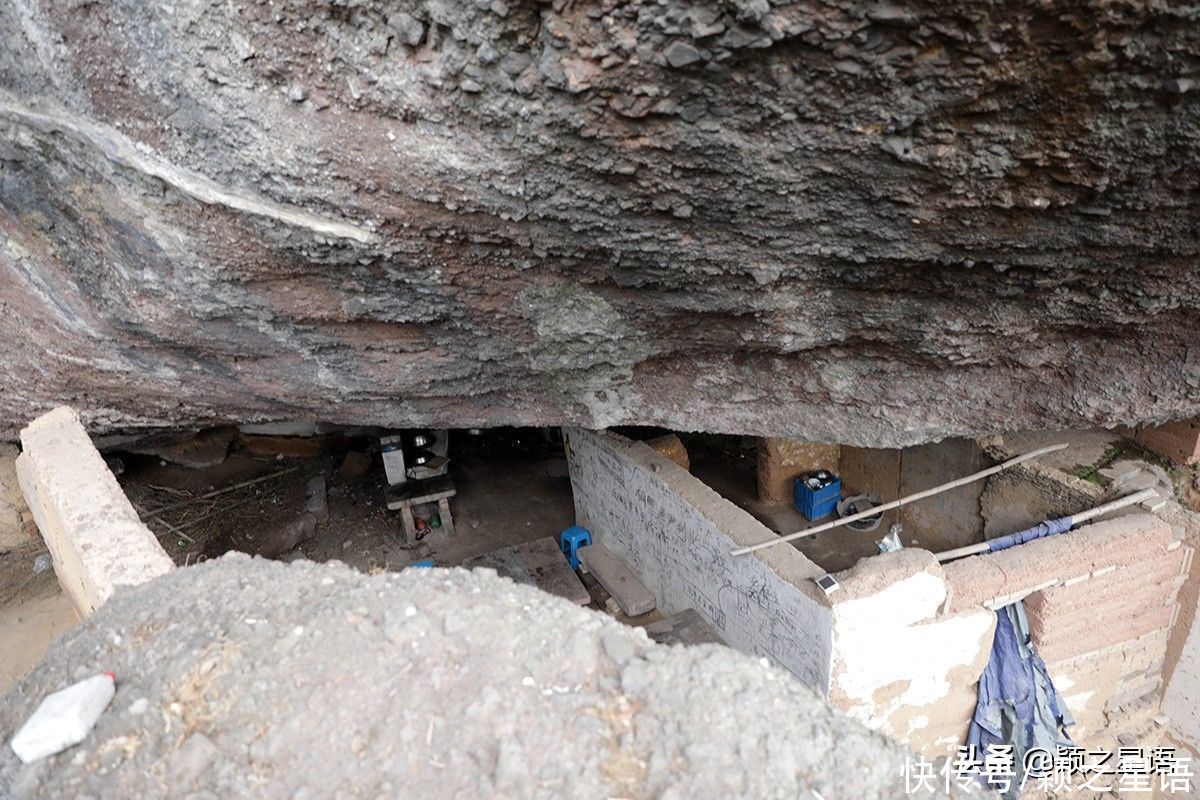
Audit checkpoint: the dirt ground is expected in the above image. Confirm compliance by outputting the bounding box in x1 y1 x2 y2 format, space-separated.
0 429 583 697
0 542 78 695
116 428 578 574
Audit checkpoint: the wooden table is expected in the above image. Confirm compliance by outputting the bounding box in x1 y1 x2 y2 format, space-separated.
385 475 456 541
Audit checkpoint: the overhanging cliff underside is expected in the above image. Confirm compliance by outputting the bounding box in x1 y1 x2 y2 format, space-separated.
1 0 1198 446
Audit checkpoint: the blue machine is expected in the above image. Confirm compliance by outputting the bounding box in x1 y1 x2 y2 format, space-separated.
558 526 592 570
795 471 841 521
407 559 435 569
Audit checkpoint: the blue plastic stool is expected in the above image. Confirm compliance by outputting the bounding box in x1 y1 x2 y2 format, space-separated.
407 559 435 569
559 526 592 570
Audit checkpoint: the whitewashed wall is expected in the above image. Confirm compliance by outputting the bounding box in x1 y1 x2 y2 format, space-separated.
566 428 833 691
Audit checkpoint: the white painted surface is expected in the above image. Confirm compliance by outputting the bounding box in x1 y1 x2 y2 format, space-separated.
1164 606 1200 752
566 429 834 691
830 571 994 736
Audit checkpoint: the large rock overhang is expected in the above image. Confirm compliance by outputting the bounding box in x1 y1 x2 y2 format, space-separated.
2 0 1198 445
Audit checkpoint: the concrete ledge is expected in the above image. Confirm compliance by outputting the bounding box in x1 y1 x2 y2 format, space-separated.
16 406 174 615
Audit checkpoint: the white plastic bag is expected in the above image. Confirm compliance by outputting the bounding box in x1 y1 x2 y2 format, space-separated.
10 672 115 763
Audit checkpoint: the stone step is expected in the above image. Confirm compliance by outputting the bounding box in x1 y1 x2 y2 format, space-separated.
579 543 655 616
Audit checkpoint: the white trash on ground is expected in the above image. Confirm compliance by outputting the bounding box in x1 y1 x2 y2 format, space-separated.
10 673 116 763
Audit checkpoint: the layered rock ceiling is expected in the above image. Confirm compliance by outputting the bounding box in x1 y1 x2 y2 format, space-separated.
1 0 1198 445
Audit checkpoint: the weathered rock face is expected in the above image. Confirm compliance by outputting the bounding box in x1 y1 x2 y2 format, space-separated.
1 0 1198 446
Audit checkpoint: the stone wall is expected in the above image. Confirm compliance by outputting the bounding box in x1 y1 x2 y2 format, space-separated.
565 428 834 690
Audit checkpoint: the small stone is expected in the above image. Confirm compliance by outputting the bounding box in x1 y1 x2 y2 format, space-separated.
169 733 219 787
388 12 425 47
1164 77 1194 94
663 40 703 68
305 475 327 517
288 85 308 103
476 42 499 65
601 629 636 663
499 52 531 76
735 0 770 24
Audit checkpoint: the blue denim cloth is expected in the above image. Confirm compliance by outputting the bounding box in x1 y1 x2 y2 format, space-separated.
968 601 1075 798
986 516 1074 553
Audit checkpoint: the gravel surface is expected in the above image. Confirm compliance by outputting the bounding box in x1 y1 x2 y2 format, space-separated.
1 556 979 799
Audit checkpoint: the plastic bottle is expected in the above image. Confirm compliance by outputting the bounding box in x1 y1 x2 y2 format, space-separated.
10 672 116 763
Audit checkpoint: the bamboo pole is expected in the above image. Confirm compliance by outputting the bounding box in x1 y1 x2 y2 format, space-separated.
933 488 1159 563
729 443 1069 557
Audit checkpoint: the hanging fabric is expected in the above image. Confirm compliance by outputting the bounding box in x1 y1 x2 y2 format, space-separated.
967 601 1074 798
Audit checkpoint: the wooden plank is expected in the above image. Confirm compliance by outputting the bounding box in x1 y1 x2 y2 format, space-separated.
385 474 456 510
578 543 655 616
643 609 725 647
462 537 590 606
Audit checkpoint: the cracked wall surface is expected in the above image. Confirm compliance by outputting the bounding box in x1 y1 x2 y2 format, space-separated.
2 0 1199 443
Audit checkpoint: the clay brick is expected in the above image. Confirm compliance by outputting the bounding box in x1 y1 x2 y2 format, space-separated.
1135 418 1200 465
941 556 1008 613
755 438 839 504
1036 605 1174 664
943 513 1174 612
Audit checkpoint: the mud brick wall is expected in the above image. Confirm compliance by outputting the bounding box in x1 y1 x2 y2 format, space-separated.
945 513 1189 752
980 440 1200 758
1135 419 1200 467
827 513 1189 759
1160 500 1200 761
755 438 840 504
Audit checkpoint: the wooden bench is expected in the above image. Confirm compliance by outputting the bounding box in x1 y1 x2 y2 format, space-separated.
385 475 456 541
